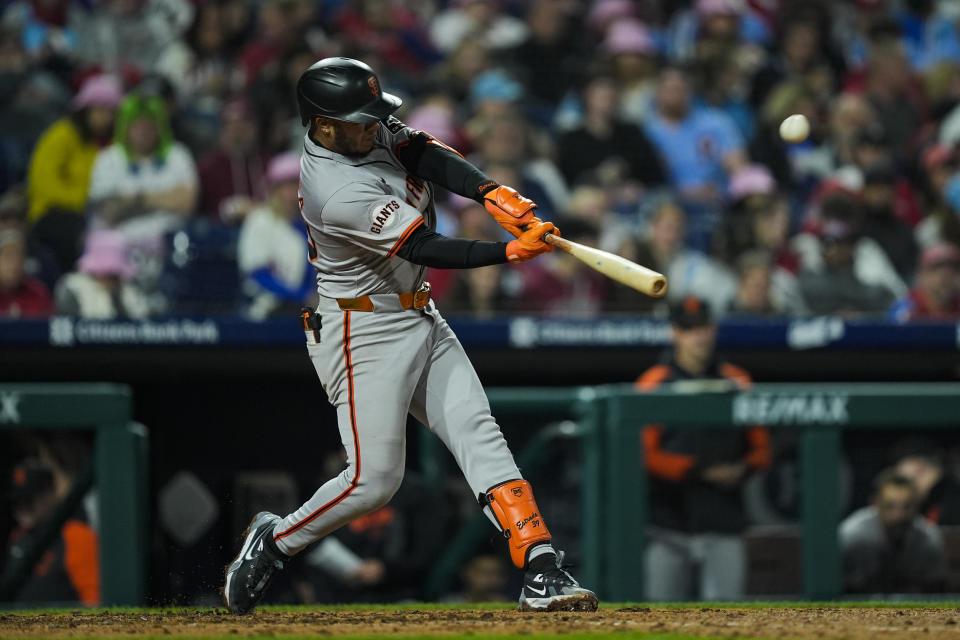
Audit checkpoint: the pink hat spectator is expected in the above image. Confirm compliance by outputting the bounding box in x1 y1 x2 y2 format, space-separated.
266 152 301 187
78 231 135 278
920 243 960 269
406 104 457 145
588 0 636 33
696 0 744 17
602 20 656 56
729 165 775 200
73 75 123 110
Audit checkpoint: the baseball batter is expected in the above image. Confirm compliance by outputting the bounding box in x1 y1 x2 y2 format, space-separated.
224 58 598 613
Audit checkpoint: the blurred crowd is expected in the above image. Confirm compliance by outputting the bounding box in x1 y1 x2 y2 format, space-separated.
2 0 960 320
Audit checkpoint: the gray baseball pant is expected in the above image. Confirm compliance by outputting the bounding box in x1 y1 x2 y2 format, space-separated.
643 526 746 601
273 299 521 555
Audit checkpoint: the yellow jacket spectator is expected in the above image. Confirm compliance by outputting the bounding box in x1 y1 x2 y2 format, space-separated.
27 75 123 273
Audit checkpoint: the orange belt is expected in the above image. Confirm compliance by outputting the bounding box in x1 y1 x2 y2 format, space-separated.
337 282 431 312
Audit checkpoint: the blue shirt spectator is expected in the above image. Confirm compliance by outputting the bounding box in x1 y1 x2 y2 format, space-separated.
643 68 747 204
897 9 960 70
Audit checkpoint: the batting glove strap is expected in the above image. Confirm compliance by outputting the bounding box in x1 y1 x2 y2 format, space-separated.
484 186 538 233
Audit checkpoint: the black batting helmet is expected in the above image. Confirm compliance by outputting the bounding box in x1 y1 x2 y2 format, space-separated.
296 57 402 126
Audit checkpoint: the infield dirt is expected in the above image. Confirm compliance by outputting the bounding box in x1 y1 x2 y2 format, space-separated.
2 606 960 639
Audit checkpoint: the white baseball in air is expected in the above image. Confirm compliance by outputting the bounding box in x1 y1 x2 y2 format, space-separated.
779 114 810 143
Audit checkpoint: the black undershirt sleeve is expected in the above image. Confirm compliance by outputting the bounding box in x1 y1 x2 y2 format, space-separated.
395 132 497 202
395 225 508 268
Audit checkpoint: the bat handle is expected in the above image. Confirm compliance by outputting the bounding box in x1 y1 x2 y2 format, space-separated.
542 232 571 251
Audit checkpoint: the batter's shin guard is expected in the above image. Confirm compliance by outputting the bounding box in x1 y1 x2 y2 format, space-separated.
479 479 551 569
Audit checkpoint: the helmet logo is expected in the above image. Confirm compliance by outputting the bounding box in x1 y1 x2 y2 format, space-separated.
368 75 380 97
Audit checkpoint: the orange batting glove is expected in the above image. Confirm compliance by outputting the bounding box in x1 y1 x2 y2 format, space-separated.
500 215 547 238
505 220 560 263
483 186 537 235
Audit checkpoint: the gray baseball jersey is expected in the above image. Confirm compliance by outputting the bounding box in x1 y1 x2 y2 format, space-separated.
271 121 522 555
298 119 436 297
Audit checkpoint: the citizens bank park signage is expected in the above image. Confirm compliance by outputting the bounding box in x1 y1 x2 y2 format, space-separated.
48 317 220 346
732 392 850 425
0 316 953 349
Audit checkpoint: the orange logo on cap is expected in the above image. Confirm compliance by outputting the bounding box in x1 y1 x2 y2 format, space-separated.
683 297 701 314
368 75 380 97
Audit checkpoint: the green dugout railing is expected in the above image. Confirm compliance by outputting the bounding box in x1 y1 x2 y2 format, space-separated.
0 384 147 606
587 382 960 601
427 382 960 602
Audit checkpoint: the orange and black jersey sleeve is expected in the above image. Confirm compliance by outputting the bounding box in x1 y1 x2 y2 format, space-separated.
635 365 699 482
316 181 427 259
743 426 773 471
716 363 772 471
634 362 772 482
642 425 700 482
62 520 100 606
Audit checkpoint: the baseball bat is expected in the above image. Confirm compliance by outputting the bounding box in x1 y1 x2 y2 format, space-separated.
543 233 667 298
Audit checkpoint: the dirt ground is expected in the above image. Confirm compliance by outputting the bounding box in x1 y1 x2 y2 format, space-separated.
1 606 959 639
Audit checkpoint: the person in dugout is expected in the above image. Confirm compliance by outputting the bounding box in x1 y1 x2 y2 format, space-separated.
635 296 771 601
5 459 100 606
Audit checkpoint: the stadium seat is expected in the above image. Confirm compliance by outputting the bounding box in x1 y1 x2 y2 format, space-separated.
159 218 242 315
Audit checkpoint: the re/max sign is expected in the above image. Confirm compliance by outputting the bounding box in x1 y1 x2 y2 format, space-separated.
732 393 849 425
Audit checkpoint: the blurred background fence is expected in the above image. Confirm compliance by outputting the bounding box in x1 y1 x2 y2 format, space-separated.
4 381 958 606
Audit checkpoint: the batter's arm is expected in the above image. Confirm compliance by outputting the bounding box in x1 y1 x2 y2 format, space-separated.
395 225 508 268
395 132 497 202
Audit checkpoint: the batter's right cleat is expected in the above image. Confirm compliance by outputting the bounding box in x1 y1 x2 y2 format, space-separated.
518 551 599 612
224 511 286 615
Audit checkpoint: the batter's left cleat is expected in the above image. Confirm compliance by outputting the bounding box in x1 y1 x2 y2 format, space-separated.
224 511 286 615
518 551 599 612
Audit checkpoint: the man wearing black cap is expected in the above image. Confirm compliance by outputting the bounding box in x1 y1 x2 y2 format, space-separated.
635 296 771 600
860 162 918 280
